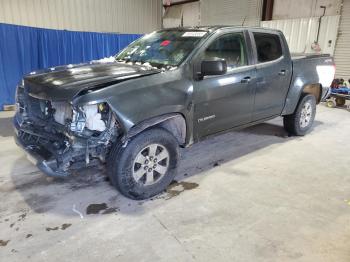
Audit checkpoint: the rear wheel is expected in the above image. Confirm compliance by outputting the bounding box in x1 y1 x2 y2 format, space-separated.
283 94 316 136
107 128 179 200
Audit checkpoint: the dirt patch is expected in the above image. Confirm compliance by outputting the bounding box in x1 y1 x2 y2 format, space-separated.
86 203 119 215
212 159 224 167
18 213 26 221
46 226 59 232
67 169 106 191
86 203 108 214
102 207 119 214
3 173 47 193
0 240 10 246
25 193 57 213
166 180 199 198
26 234 33 238
61 223 71 230
46 223 72 232
213 162 220 167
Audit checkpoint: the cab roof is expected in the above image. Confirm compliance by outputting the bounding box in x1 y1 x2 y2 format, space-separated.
161 26 281 34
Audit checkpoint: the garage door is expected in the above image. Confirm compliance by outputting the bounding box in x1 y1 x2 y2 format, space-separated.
334 0 350 78
200 0 262 26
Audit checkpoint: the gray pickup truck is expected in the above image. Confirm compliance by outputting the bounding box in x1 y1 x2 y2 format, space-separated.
14 26 335 199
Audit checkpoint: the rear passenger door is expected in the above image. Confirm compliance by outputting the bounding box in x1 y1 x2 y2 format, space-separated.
251 31 292 121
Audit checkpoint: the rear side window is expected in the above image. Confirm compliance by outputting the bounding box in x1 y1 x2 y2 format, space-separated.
253 33 282 63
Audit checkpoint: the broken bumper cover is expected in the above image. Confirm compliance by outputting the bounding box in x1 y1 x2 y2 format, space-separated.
13 117 70 178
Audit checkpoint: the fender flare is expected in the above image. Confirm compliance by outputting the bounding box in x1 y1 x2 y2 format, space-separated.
282 82 322 115
122 113 187 146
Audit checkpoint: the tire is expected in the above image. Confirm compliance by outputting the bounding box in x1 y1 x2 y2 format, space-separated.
335 97 346 107
326 99 336 108
283 94 317 136
107 127 179 200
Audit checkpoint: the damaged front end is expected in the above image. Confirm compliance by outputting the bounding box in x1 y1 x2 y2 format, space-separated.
13 83 120 177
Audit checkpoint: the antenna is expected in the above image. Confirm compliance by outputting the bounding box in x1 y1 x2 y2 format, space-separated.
241 16 247 26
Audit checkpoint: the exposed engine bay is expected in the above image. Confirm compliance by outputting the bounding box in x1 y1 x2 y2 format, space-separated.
14 84 120 177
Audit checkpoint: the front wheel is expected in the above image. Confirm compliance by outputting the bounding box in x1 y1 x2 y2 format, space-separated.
283 94 316 136
107 128 179 200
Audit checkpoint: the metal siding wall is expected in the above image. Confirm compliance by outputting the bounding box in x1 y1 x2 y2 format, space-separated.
334 0 350 78
272 0 342 20
0 0 162 34
200 0 262 26
183 2 200 27
261 16 340 55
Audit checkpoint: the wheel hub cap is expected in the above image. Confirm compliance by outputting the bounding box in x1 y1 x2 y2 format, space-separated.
300 102 313 128
132 144 170 186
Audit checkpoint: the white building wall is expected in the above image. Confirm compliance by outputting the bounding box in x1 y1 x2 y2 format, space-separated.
0 0 162 34
272 0 342 20
261 15 340 55
334 0 350 78
183 2 200 27
162 0 262 28
200 0 262 26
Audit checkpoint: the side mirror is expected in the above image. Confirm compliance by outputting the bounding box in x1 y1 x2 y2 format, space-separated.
200 59 227 77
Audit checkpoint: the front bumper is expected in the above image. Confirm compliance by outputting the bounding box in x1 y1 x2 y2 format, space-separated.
13 116 70 177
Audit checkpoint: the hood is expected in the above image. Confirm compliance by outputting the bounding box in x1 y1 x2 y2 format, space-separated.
23 62 161 101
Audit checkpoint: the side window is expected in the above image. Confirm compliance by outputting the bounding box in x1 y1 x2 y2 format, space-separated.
204 33 248 70
253 33 282 63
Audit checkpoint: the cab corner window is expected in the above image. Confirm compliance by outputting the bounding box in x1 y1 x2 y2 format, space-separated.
204 33 247 71
253 33 282 63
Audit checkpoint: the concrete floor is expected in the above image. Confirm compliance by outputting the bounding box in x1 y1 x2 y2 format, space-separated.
0 104 349 262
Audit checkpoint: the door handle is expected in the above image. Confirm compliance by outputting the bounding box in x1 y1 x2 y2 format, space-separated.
241 76 251 84
278 70 286 76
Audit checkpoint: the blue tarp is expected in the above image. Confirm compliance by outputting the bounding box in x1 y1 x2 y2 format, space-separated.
0 23 141 110
331 87 350 95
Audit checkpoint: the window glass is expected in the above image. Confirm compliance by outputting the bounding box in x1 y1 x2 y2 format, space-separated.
253 33 282 63
204 33 247 70
116 30 207 68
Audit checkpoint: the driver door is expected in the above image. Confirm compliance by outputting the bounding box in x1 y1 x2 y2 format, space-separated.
193 30 256 139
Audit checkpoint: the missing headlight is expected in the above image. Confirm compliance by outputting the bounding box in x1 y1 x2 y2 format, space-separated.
70 103 108 133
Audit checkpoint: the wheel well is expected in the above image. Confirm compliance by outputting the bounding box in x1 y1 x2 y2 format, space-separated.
125 113 187 146
302 84 322 104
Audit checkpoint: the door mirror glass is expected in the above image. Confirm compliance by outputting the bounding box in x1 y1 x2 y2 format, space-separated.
201 59 227 76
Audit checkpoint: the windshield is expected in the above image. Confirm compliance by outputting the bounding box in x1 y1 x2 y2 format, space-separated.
115 30 208 68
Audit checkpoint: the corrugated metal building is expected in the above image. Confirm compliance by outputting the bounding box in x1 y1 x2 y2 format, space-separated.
0 0 162 34
200 0 262 26
261 16 340 55
334 0 350 78
163 0 262 28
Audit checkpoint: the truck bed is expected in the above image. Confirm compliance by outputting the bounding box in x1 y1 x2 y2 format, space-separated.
291 53 331 61
290 52 334 103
